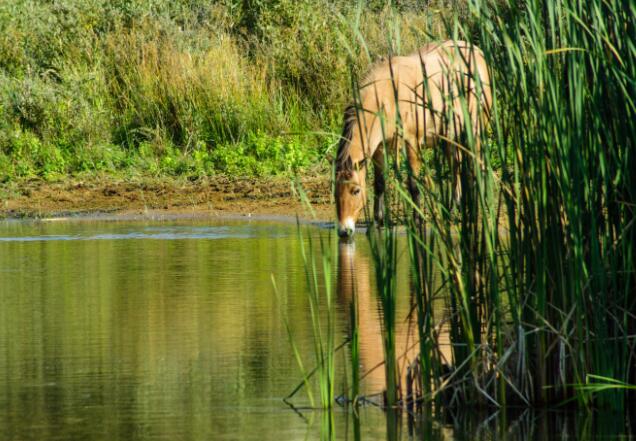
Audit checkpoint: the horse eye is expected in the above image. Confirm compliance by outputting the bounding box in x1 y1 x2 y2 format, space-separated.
352 188 361 196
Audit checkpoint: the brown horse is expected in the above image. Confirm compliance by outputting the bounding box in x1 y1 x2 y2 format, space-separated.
335 40 492 238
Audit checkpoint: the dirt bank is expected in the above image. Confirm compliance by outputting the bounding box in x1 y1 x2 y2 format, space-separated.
0 175 333 220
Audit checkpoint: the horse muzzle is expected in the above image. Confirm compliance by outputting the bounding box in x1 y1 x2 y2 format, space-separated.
337 218 356 238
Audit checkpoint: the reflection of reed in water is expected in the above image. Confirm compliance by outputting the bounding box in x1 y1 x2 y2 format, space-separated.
337 241 454 404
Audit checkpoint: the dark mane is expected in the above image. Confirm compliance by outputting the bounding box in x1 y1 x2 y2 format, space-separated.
335 104 358 172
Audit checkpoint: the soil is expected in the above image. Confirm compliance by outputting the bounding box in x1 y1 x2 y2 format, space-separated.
0 174 333 220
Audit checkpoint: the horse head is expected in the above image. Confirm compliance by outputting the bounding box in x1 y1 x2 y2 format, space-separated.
335 157 367 238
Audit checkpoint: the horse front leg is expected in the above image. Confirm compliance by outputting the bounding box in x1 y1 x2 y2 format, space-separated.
373 148 386 226
405 141 422 211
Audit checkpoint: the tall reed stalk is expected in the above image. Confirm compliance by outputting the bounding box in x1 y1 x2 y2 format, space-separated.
367 222 400 407
287 0 633 416
278 222 337 411
473 0 633 409
354 0 635 411
301 229 337 410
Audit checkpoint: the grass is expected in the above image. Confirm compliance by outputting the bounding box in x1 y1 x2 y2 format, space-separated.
366 222 400 407
477 0 633 409
288 0 635 416
277 219 338 411
363 0 636 412
0 0 447 181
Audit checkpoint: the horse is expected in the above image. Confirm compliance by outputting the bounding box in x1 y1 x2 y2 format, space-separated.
334 40 492 238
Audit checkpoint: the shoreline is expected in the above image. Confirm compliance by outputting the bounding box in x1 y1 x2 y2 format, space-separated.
0 174 333 222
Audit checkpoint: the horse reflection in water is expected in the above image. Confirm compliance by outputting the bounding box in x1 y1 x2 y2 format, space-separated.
337 241 452 405
337 241 385 395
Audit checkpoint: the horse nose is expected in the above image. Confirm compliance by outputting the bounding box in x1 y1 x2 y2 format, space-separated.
338 219 356 238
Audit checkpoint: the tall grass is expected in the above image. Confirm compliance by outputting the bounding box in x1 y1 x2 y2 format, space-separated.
481 0 632 409
285 0 633 415
379 0 636 411
367 224 401 407
0 0 442 179
338 241 361 403
292 227 337 410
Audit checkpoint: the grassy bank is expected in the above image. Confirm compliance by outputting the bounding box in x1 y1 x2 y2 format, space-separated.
0 0 447 181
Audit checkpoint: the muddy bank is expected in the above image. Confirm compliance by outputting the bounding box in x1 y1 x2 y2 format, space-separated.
0 175 333 220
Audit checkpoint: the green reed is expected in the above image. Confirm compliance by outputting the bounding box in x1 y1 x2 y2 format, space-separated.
284 0 633 415
472 0 633 409
349 273 361 404
276 210 338 410
300 226 337 410
353 0 635 411
336 240 361 405
367 222 400 407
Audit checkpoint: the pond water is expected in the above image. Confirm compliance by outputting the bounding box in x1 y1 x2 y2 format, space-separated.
0 218 631 440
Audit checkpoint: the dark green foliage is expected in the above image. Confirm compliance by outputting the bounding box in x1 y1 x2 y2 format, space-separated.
392 0 636 411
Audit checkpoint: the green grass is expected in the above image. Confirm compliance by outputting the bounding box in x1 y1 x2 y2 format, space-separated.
294 0 635 414
277 219 338 411
479 0 633 409
0 0 446 181
367 223 400 407
367 0 636 412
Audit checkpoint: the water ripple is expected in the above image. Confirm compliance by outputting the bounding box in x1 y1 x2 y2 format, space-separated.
0 226 284 242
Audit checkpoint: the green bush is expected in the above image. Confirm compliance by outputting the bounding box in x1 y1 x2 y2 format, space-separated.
0 0 442 178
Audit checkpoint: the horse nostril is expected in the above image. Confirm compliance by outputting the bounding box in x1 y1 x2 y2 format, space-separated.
338 219 356 238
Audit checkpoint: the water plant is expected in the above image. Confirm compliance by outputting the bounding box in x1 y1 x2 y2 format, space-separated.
277 223 337 410
367 223 400 407
280 0 633 419
324 0 635 415
373 0 636 412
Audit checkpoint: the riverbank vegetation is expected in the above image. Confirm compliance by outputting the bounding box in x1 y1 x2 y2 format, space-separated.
0 0 446 181
396 0 633 411
290 0 635 419
5 0 635 419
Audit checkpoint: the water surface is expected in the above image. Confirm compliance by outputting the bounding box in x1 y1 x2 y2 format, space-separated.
0 218 630 440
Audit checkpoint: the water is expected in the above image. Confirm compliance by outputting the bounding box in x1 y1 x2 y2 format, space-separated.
0 218 631 440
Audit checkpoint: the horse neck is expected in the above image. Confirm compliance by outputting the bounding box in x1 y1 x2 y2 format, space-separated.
350 114 387 162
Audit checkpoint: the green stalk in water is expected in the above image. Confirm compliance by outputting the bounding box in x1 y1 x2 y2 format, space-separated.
300 226 337 410
349 282 360 404
469 0 635 408
279 0 636 415
367 117 401 408
337 241 360 403
278 188 338 410
368 223 400 408
351 0 634 411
